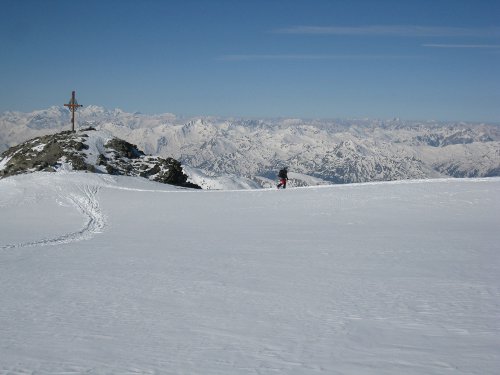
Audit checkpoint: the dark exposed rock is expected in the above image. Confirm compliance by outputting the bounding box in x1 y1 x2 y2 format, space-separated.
106 165 117 175
96 154 107 166
0 129 201 189
152 157 200 188
105 138 144 159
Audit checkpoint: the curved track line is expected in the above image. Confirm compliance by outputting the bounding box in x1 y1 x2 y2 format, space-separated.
1 184 106 250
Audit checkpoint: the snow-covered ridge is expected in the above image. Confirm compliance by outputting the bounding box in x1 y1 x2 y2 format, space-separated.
1 106 499 187
0 128 200 189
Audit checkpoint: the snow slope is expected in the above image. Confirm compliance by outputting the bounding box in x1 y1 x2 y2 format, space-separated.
0 173 499 374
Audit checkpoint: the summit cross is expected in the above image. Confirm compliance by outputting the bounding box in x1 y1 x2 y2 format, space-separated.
64 91 83 132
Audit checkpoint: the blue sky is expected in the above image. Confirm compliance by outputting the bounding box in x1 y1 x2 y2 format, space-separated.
1 0 499 122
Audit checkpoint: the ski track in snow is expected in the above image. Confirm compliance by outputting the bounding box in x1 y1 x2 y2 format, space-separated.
0 182 105 250
0 176 495 251
0 173 499 374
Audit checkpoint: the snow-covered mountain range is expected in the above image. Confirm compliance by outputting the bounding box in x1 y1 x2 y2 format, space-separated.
1 106 499 187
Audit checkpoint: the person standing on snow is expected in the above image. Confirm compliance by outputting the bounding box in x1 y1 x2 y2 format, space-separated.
277 167 288 189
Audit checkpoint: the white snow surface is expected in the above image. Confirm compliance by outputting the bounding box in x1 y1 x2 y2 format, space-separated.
182 165 262 190
0 173 499 374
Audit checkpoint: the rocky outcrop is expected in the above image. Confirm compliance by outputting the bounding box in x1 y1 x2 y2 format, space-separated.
0 128 201 189
0 130 92 176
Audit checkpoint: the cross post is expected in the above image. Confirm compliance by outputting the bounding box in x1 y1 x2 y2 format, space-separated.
64 91 83 132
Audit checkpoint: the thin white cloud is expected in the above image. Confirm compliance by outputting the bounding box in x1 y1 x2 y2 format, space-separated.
422 44 500 48
218 54 419 61
274 25 500 38
220 54 331 61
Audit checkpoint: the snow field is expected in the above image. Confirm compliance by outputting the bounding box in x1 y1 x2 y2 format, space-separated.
0 173 499 374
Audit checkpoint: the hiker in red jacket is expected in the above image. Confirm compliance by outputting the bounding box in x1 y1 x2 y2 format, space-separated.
277 167 288 189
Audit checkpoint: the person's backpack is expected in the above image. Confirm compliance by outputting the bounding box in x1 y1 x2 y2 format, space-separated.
278 168 287 178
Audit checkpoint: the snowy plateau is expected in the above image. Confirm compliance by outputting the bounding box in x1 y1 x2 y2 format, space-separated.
1 106 499 188
1 107 500 374
0 171 499 374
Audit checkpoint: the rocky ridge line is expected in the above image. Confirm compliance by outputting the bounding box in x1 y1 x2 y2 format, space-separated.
0 128 201 189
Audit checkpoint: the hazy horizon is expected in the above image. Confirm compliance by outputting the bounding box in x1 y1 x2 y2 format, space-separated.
1 0 499 122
